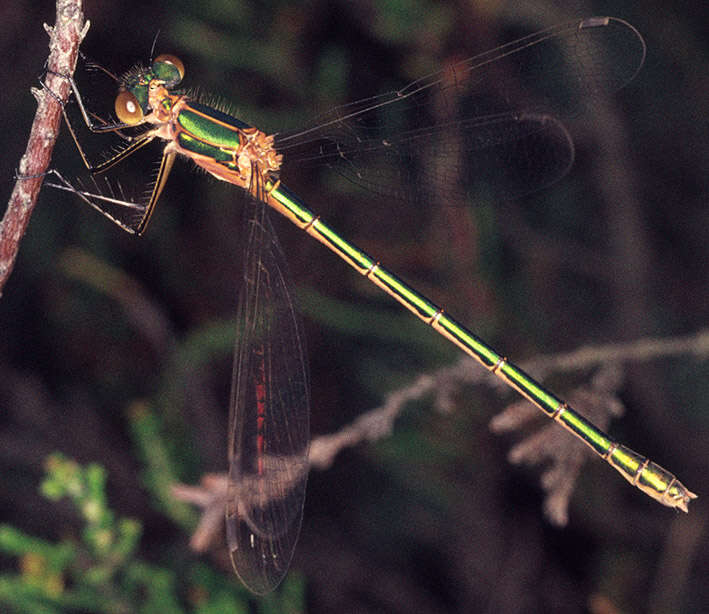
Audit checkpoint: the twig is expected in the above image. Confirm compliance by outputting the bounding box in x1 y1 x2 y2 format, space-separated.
173 327 709 543
309 327 709 469
0 0 88 295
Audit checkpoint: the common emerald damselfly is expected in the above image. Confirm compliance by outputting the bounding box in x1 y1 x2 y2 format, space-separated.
40 16 696 594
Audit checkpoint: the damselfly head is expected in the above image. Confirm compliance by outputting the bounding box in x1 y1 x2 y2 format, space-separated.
114 55 185 125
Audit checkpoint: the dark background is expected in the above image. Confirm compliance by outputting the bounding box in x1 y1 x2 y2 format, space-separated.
2 1 708 612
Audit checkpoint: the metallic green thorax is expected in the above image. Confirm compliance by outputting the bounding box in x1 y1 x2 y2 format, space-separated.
180 102 252 142
176 102 252 166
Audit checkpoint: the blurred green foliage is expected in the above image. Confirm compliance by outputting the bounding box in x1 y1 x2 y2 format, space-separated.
0 453 305 613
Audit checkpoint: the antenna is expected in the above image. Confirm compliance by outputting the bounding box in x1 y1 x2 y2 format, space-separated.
149 30 161 63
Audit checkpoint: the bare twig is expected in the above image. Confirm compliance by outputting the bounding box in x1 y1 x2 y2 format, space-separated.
0 0 87 295
171 475 229 552
306 327 709 470
173 327 709 543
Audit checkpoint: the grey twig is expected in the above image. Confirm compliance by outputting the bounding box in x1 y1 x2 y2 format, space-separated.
173 327 709 541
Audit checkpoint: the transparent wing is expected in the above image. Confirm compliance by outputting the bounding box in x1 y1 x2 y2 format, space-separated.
226 194 310 595
275 17 645 205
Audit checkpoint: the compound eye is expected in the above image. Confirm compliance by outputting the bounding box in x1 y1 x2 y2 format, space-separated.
153 54 185 83
115 90 144 125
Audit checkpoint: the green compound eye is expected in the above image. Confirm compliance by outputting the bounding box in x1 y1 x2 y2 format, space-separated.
152 54 185 86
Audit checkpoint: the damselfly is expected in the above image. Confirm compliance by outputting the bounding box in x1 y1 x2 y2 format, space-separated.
42 16 696 594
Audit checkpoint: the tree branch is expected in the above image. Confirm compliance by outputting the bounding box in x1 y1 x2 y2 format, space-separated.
0 0 87 295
